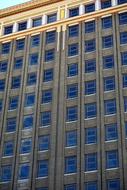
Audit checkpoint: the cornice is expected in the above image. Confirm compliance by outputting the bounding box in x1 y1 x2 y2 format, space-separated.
0 0 63 19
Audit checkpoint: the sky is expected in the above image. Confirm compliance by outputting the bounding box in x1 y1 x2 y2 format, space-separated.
0 0 30 9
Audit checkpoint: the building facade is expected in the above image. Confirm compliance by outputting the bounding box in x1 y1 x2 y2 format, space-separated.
0 0 127 189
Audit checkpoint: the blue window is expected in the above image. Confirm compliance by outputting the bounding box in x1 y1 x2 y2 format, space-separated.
6 118 16 132
85 127 97 144
37 160 48 177
125 122 127 137
119 12 127 25
85 80 96 95
46 30 56 44
9 96 18 110
118 0 127 4
102 35 113 48
67 84 78 99
104 99 116 115
69 25 79 37
0 99 2 112
123 74 127 88
105 123 118 141
11 76 21 89
25 93 35 107
2 42 11 54
16 38 25 51
0 60 8 72
27 73 37 85
68 43 78 56
47 13 57 23
85 3 95 13
85 181 98 190
85 153 97 171
107 179 120 190
23 115 33 129
102 16 112 29
106 150 119 169
121 51 127 65
29 53 38 65
66 106 78 122
64 184 77 190
122 48 127 61
0 79 5 91
33 17 42 27
14 57 23 69
18 21 27 31
124 97 127 112
43 69 53 82
101 0 111 9
42 89 52 103
85 103 97 119
20 138 32 154
103 55 114 69
3 141 14 156
18 163 30 179
69 7 79 17
68 63 78 77
4 25 13 35
66 130 77 147
40 111 51 126
104 76 115 91
38 135 50 151
85 59 96 73
65 156 77 174
85 39 96 52
45 49 55 62
0 165 12 182
31 35 40 47
120 32 127 44
85 21 95 33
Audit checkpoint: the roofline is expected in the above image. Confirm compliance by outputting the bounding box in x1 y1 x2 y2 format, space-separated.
0 0 63 19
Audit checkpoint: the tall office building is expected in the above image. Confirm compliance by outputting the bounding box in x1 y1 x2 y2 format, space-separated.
0 0 127 189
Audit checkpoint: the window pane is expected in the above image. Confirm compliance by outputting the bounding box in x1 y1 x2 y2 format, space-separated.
47 13 57 23
46 31 56 43
18 163 30 179
85 80 96 95
64 184 77 190
40 111 51 126
18 21 27 31
33 17 42 27
68 63 78 77
121 51 127 65
4 25 13 35
101 0 111 9
104 99 116 115
69 7 79 17
102 16 112 29
85 103 97 119
85 59 96 73
38 135 50 151
105 123 118 141
3 141 14 156
85 39 96 52
37 160 48 177
23 115 33 129
65 156 77 174
103 55 114 69
14 57 23 69
69 25 79 37
85 127 97 144
0 60 8 72
31 35 40 47
25 93 35 107
42 89 52 103
66 106 78 121
0 165 12 182
119 12 127 25
20 138 32 154
106 150 119 169
6 118 16 132
104 76 115 91
85 181 98 190
66 131 77 147
85 21 95 33
67 84 78 99
85 4 95 13
120 32 127 44
107 179 120 190
85 153 97 171
68 43 79 56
